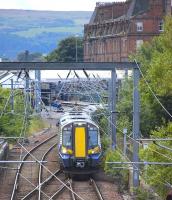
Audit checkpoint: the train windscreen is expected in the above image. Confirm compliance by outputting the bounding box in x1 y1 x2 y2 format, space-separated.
88 128 98 148
62 130 72 148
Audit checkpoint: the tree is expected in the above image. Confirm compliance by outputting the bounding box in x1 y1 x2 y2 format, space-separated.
132 16 172 136
0 87 26 137
46 36 83 62
140 122 172 198
17 51 45 61
0 87 48 140
117 78 133 134
132 16 172 198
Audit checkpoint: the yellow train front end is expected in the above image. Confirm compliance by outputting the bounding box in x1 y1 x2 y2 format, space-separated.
58 112 102 174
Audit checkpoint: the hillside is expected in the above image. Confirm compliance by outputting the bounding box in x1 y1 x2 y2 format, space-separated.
0 9 92 59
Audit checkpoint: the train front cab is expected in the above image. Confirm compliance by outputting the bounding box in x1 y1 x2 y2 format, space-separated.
59 122 102 173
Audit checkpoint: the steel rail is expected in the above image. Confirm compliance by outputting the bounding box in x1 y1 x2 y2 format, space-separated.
69 179 76 200
21 169 61 200
0 161 47 164
38 142 57 200
22 143 57 200
90 178 104 200
49 179 70 200
10 132 56 200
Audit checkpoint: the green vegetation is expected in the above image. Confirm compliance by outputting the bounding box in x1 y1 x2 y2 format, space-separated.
0 88 25 137
28 116 48 136
92 109 109 136
94 108 129 191
116 78 132 135
134 16 172 198
139 123 172 198
99 16 172 199
133 16 172 135
133 187 157 200
101 134 111 152
46 36 83 62
0 87 46 139
104 149 129 192
13 26 83 38
17 51 45 61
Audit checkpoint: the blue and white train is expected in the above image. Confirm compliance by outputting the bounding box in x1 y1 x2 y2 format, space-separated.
58 110 102 174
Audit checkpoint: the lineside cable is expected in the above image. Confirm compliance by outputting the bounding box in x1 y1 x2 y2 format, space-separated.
134 59 172 119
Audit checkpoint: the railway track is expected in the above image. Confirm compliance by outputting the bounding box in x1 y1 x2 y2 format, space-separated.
70 178 104 200
0 127 122 200
55 177 104 200
17 156 105 200
11 131 58 200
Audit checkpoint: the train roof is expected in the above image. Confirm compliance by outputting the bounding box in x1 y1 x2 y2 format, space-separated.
59 111 97 127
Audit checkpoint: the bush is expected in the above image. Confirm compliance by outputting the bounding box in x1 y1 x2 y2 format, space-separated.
101 134 111 152
134 188 157 200
28 116 48 135
139 122 172 198
104 150 129 192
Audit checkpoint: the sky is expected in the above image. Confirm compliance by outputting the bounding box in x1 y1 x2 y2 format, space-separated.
0 0 126 79
0 0 125 11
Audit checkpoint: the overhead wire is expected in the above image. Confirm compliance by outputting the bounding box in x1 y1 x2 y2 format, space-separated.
83 73 172 164
19 172 51 199
78 74 172 172
7 68 171 198
0 72 78 199
11 73 81 200
79 73 172 193
0 77 25 118
17 141 85 200
134 59 172 119
75 78 141 175
19 69 172 198
13 72 86 200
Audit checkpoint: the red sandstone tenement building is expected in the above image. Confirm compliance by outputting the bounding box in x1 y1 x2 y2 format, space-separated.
84 0 172 62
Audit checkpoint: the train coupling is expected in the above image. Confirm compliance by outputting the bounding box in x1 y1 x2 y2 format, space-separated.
76 161 85 168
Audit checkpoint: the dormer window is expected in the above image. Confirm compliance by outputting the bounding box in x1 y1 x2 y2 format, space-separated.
159 20 164 32
136 22 143 32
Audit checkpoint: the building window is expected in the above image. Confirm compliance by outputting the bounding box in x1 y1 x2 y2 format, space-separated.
136 22 143 32
136 40 143 49
143 143 149 150
122 38 127 51
159 20 164 32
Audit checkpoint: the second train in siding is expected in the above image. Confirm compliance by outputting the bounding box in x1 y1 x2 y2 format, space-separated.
58 110 102 174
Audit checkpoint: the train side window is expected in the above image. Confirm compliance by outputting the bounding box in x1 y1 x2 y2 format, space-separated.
88 129 98 148
62 130 72 148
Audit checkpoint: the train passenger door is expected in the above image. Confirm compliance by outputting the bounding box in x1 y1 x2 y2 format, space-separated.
74 127 86 158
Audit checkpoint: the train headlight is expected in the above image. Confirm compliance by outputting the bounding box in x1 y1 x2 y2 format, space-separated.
88 146 101 154
61 146 73 155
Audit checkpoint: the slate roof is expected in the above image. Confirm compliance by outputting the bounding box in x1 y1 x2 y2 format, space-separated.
132 0 149 16
89 0 150 24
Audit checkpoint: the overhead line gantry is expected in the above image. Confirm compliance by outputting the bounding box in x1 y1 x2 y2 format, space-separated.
0 61 140 188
